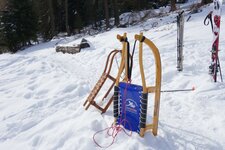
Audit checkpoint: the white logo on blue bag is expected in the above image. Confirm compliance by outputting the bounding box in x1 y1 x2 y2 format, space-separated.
126 99 138 114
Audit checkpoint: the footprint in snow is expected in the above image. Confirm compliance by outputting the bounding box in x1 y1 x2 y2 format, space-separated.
24 92 33 99
62 84 77 93
32 136 41 146
36 89 49 96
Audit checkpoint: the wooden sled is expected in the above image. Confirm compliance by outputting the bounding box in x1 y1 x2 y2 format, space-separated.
83 49 122 113
113 33 162 137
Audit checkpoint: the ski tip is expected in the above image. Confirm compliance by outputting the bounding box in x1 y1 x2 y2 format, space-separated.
192 86 195 91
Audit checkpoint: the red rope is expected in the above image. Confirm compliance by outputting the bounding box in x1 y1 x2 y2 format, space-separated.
93 123 132 148
93 80 133 148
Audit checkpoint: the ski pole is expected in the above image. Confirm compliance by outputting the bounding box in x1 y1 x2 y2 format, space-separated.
161 86 195 93
217 56 223 82
204 11 213 32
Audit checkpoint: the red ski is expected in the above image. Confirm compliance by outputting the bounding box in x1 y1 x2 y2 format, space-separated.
204 0 223 82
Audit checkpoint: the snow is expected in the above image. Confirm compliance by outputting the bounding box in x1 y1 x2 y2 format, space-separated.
1 3 225 150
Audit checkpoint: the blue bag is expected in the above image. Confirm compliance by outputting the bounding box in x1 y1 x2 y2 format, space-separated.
117 82 143 132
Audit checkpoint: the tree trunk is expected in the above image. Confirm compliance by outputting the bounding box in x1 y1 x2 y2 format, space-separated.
104 0 110 29
136 0 141 10
93 0 98 28
0 0 7 11
113 0 119 27
48 0 55 36
201 0 212 5
160 0 167 6
65 0 70 35
171 0 177 11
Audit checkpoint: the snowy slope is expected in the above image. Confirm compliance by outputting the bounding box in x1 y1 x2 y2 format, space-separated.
0 3 225 150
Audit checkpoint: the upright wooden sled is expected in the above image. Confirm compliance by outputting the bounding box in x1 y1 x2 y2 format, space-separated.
113 33 162 137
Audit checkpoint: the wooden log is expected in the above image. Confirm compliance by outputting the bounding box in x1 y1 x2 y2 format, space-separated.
56 46 80 54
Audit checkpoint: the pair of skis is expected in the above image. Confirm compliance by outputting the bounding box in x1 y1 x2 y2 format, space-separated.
204 0 223 82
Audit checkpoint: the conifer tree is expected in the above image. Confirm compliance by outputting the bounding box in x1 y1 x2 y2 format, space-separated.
0 0 38 52
35 0 56 41
201 0 213 5
104 0 110 29
171 0 177 11
112 0 120 27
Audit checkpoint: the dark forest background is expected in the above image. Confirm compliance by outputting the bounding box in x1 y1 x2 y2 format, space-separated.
0 0 212 53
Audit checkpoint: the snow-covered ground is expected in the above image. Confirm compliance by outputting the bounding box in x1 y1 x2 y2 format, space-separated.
0 3 225 150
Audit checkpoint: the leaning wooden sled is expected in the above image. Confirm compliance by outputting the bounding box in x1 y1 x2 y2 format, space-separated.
83 49 123 113
83 35 129 113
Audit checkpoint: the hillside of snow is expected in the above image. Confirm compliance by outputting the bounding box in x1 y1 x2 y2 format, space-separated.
0 3 225 150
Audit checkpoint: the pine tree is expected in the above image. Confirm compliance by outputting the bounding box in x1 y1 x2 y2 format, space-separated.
68 0 84 34
65 0 70 35
171 0 177 11
0 0 38 52
52 0 65 33
36 0 56 41
201 0 213 5
104 0 110 29
112 0 120 27
0 0 7 11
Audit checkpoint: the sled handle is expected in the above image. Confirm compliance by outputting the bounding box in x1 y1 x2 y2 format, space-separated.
135 33 162 137
115 33 128 85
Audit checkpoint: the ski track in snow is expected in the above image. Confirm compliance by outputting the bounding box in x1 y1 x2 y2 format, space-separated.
0 3 225 150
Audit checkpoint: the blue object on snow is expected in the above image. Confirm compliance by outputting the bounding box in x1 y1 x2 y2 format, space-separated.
117 82 143 132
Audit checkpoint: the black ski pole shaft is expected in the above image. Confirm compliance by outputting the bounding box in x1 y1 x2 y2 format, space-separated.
217 56 223 82
161 87 195 93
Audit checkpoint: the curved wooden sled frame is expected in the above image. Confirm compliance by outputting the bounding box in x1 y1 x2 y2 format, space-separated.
83 38 127 113
114 33 162 137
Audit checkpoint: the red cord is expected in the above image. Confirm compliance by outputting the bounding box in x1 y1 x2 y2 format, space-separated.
93 80 133 148
93 124 132 148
